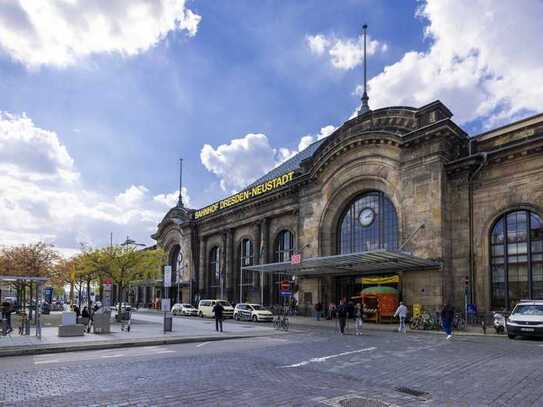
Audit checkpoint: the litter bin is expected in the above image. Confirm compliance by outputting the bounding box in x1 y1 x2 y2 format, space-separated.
163 312 173 332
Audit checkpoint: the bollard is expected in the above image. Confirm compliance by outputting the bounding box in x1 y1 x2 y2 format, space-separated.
1 318 6 336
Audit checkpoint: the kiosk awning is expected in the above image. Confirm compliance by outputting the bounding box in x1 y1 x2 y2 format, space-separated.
242 250 441 277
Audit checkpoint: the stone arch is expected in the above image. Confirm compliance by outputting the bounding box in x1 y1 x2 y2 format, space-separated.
476 202 543 310
319 176 402 256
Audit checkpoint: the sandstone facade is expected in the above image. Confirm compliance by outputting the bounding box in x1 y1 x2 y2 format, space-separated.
153 102 543 313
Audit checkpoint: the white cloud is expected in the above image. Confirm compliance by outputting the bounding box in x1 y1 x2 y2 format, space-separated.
201 133 286 192
306 33 387 70
153 187 191 208
361 0 543 126
0 111 188 251
0 0 201 68
200 125 336 193
297 125 335 151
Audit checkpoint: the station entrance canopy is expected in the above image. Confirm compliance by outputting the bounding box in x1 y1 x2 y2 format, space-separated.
241 249 441 277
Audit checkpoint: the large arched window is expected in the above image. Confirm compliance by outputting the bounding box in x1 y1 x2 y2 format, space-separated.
491 210 543 308
338 191 398 254
274 230 294 262
241 239 254 266
208 246 220 288
240 238 256 288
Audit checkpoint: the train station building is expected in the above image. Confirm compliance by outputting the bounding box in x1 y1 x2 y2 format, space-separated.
153 99 543 314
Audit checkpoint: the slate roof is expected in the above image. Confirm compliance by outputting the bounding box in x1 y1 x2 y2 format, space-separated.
247 138 326 188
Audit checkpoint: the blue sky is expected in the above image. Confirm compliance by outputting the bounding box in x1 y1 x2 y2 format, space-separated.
0 0 541 254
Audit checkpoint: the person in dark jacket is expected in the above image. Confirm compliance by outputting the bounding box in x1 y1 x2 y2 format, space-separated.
441 304 455 339
213 302 224 332
1 299 12 333
314 302 322 321
337 299 348 335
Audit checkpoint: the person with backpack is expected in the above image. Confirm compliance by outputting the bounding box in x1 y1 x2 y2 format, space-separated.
213 301 224 332
314 302 322 321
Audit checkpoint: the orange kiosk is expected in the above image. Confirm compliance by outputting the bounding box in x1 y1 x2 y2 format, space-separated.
357 275 400 323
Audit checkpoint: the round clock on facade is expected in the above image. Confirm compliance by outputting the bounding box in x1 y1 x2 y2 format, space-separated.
358 207 375 227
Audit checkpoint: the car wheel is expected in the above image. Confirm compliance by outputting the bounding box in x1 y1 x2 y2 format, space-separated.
234 313 239 321
199 312 204 318
252 315 258 322
508 333 516 339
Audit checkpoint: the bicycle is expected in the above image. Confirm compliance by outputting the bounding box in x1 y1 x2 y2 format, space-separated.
273 308 289 331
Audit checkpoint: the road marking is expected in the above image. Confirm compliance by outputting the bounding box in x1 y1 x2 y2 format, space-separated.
280 347 377 368
196 341 210 347
154 350 176 354
34 359 61 364
101 353 124 358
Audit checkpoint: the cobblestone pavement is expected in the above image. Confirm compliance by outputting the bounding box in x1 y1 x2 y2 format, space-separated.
1 327 542 407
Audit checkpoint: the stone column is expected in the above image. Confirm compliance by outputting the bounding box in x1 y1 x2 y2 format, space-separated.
261 218 271 305
225 229 233 301
198 237 207 297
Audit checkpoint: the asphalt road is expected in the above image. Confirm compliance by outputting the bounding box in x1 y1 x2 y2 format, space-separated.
1 324 542 407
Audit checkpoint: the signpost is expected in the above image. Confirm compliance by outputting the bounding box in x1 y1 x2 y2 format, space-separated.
103 278 113 308
279 280 291 297
163 266 172 332
290 254 301 265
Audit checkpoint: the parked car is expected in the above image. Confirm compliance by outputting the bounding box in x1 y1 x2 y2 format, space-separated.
51 301 64 311
234 303 273 322
198 299 234 319
506 300 543 339
41 302 51 315
111 303 132 312
171 303 198 316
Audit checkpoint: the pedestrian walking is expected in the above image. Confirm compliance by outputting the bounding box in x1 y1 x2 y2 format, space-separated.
337 299 348 335
1 299 12 334
354 303 363 336
314 302 322 321
394 302 408 334
213 301 224 332
441 304 455 339
328 302 336 320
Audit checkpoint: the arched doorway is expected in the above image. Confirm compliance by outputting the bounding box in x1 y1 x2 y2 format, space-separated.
335 191 400 304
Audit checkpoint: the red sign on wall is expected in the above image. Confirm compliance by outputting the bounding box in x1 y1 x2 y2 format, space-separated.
291 254 301 265
280 280 290 291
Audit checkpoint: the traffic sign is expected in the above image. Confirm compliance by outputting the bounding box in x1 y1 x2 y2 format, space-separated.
280 280 290 291
280 291 292 297
291 254 301 265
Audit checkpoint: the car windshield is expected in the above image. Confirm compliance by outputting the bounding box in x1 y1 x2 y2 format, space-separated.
251 305 265 310
217 301 231 307
513 304 543 316
182 304 193 308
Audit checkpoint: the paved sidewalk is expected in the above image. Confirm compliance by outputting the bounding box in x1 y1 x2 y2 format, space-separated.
0 311 279 357
288 315 505 337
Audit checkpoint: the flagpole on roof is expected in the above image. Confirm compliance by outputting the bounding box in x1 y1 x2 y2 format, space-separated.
177 158 184 207
358 24 370 115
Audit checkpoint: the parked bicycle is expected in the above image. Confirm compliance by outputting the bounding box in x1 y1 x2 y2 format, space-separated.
273 307 289 331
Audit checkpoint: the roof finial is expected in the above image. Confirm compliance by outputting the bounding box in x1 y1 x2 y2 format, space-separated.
177 158 184 207
358 24 370 116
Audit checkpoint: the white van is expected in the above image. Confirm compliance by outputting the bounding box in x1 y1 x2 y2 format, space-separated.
198 299 234 319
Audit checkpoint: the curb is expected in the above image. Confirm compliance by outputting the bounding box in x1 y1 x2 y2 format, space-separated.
289 321 506 338
0 331 284 358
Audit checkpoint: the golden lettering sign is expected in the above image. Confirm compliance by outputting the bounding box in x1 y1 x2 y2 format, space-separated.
194 171 295 219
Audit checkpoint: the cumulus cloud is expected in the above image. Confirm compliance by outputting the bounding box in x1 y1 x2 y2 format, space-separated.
0 111 188 252
306 33 387 70
200 126 336 193
360 0 543 127
153 187 191 208
0 0 201 68
200 133 286 192
297 125 336 151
